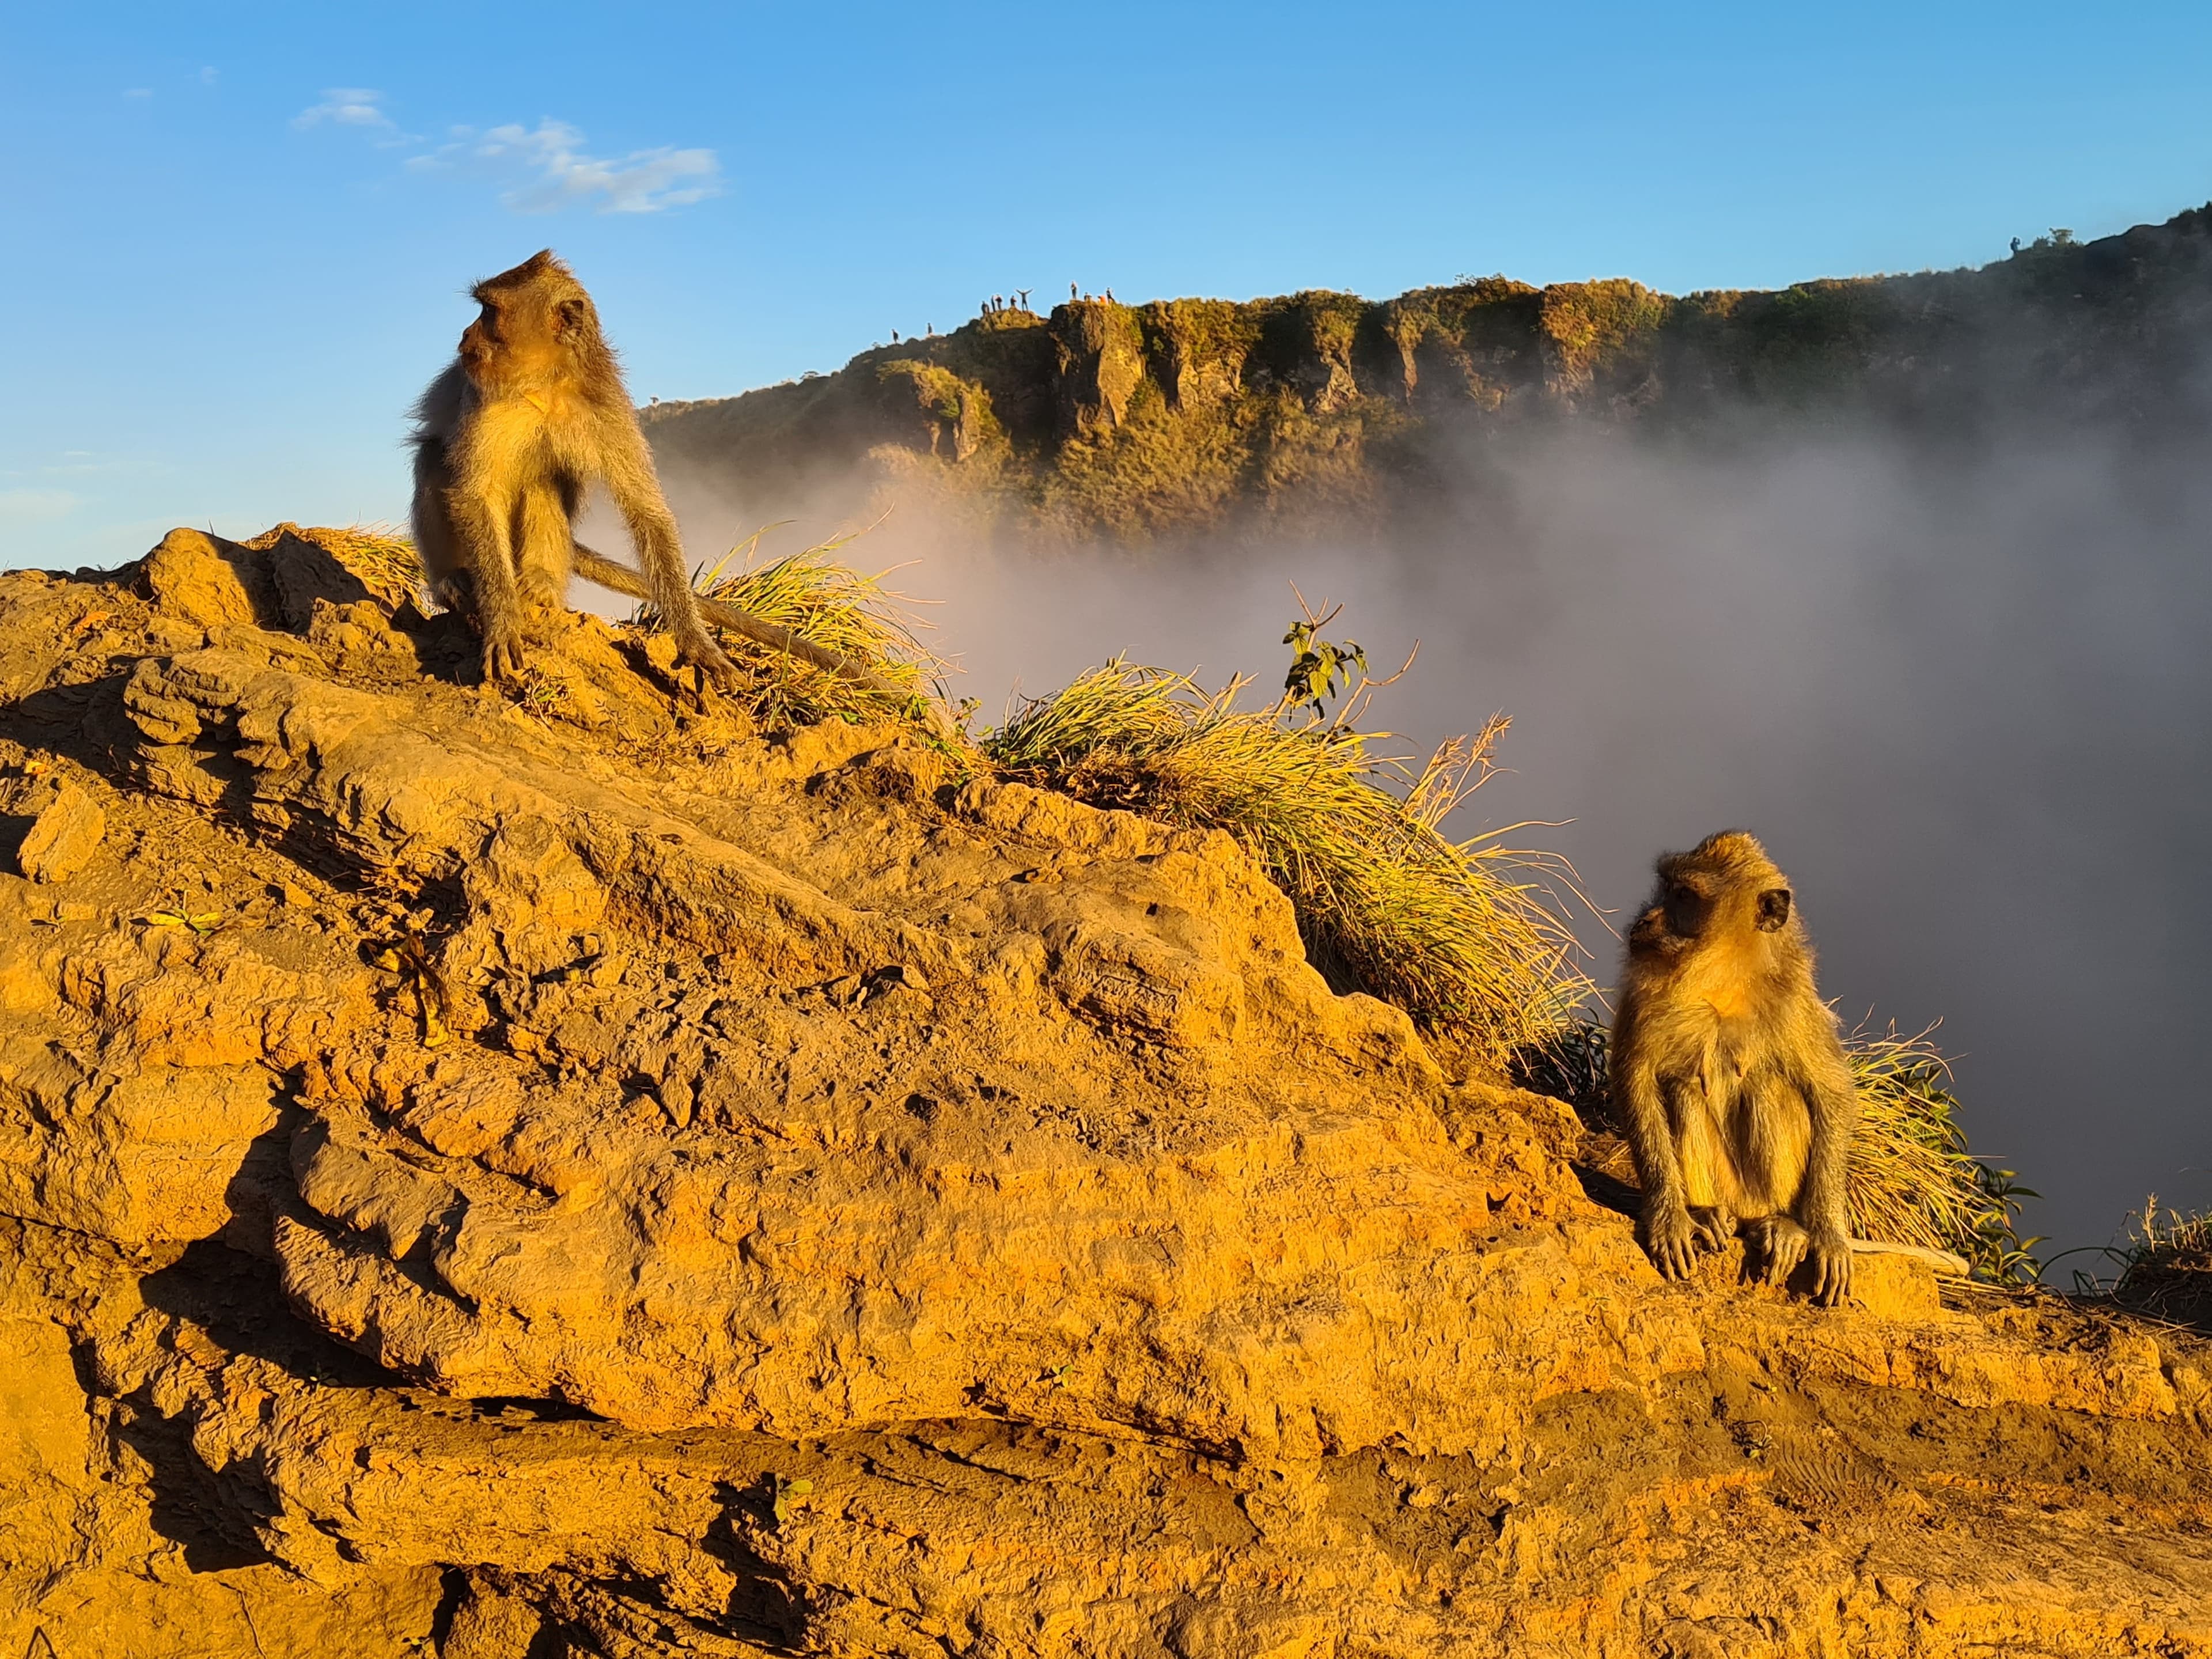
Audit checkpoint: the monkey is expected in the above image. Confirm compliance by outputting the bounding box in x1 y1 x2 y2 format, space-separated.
410 251 731 686
1608 830 1857 1306
410 251 907 701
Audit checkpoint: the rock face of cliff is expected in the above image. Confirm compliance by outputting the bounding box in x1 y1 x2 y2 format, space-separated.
642 205 2212 544
2 526 2210 1658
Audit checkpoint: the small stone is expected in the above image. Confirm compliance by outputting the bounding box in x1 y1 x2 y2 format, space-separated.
18 783 105 882
660 1077 695 1129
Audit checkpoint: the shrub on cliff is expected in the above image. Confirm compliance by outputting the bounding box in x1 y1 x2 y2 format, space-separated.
2116 1208 2212 1325
981 656 1590 1069
685 526 950 730
2075 1201 2212 1327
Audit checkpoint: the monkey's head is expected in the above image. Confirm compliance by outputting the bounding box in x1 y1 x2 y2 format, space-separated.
457 249 603 389
1630 829 1796 956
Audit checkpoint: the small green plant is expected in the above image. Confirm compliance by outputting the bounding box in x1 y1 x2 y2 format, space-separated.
513 668 570 718
767 1473 813 1527
140 895 224 935
1281 595 1367 719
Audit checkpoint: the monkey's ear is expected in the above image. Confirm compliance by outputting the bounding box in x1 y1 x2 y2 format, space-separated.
1755 887 1793 931
555 297 589 338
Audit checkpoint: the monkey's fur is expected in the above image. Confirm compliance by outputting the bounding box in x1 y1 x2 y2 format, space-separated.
411 251 901 698
1610 830 1857 1306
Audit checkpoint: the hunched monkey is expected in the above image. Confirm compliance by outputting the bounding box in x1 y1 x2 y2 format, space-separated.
1609 830 1857 1306
411 250 903 696
410 251 730 684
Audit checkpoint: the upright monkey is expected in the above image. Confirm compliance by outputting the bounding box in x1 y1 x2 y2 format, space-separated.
1610 830 1857 1306
411 251 899 694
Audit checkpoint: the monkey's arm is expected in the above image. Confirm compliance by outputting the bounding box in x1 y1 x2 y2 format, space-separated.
571 544 912 700
595 428 738 685
442 480 529 683
1612 1036 1699 1281
1792 1047 1859 1308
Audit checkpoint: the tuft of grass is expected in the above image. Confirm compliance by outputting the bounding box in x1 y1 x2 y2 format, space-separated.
1843 1022 2040 1281
243 522 423 609
677 525 955 734
981 657 1589 1068
2107 1199 2212 1325
1515 1017 2042 1283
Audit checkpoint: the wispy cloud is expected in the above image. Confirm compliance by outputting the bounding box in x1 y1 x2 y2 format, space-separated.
475 120 721 214
123 88 152 100
293 87 393 130
304 93 721 215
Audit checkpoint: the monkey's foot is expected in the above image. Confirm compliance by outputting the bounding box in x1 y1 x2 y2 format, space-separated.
1639 1204 1700 1281
673 625 741 690
1805 1227 1854 1306
1747 1216 1810 1286
516 579 567 640
480 627 528 685
1689 1206 1736 1253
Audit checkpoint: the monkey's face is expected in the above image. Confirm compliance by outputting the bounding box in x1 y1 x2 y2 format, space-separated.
1661 874 1719 941
458 284 591 389
1642 863 1793 948
458 302 501 374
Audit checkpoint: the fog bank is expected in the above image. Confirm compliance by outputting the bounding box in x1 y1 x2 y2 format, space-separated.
638 418 2211 1259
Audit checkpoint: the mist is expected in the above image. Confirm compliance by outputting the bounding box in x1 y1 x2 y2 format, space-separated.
628 412 2212 1260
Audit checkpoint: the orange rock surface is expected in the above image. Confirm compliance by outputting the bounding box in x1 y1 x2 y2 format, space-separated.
0 528 2206 1657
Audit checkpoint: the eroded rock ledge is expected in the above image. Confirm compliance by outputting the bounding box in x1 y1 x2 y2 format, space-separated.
1 527 2207 1658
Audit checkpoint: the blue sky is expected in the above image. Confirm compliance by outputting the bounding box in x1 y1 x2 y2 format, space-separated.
3 1 2210 566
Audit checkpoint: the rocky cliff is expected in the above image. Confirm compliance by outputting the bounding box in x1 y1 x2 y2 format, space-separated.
642 206 2212 544
2 527 2209 1657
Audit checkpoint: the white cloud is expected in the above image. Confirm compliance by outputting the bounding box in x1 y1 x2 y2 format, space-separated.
0 490 81 527
123 88 152 100
297 96 719 215
475 120 721 215
293 88 392 130
200 66 218 85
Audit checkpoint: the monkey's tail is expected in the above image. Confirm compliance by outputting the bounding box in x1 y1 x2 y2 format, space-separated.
1849 1238 1969 1277
572 543 914 701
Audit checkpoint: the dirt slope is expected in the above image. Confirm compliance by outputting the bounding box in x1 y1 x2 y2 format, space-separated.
1 526 2208 1658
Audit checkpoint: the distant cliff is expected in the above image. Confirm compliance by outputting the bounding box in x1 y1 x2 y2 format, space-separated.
643 203 2212 543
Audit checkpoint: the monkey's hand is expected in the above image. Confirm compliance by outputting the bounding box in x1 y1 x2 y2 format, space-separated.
1805 1227 1853 1308
481 623 528 685
1639 1200 1700 1282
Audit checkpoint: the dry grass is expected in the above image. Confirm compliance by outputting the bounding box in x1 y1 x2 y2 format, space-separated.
2109 1200 2212 1325
281 519 953 738
982 658 1590 1067
677 525 956 733
1843 1022 2039 1279
245 522 422 608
